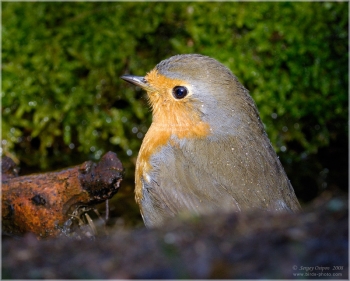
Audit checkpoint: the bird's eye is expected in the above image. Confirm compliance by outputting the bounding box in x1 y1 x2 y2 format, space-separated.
172 86 188 99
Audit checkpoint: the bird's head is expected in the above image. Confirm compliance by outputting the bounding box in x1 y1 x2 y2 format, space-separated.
122 54 262 140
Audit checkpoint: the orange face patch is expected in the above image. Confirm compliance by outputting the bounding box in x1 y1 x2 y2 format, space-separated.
135 69 211 202
144 68 210 137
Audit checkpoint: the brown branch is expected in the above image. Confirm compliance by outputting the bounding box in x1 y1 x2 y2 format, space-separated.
2 152 124 238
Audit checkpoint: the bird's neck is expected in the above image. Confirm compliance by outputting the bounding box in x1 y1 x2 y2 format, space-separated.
151 100 211 139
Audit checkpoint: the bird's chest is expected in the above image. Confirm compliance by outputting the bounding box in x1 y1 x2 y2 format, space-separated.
134 120 210 202
135 130 177 203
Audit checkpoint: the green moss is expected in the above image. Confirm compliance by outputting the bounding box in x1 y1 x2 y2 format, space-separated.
2 3 348 200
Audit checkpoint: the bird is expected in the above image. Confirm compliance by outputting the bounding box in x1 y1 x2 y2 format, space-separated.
121 54 300 227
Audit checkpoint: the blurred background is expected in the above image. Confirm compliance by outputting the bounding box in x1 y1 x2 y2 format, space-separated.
2 2 348 227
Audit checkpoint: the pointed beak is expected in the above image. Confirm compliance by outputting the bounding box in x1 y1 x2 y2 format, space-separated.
121 75 153 91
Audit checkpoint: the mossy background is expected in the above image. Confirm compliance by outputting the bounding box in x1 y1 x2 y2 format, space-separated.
2 2 348 224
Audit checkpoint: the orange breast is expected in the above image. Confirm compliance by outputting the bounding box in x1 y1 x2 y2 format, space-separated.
135 69 211 203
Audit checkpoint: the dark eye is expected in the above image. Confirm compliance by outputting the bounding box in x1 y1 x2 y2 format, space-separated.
172 86 188 99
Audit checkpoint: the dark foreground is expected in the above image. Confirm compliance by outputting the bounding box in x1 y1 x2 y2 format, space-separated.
2 196 348 279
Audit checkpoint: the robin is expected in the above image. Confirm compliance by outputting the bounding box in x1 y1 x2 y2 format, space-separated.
121 54 300 227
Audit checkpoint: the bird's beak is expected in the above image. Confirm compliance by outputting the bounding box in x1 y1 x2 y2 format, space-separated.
121 75 153 91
